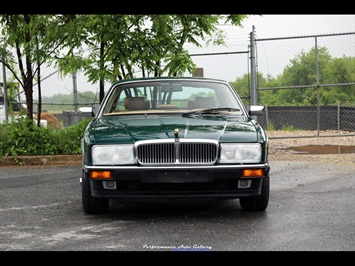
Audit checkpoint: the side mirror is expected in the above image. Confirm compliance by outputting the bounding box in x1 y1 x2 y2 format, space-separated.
247 105 265 116
92 106 99 116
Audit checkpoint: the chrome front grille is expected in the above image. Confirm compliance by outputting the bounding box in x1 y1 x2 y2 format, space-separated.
135 139 218 165
137 142 175 164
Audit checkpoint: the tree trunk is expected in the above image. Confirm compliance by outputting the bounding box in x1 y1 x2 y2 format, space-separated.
24 76 33 120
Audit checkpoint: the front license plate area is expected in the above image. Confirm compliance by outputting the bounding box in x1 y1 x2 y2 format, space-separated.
142 171 210 183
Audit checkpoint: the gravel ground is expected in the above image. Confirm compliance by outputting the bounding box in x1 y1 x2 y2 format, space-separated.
267 130 355 166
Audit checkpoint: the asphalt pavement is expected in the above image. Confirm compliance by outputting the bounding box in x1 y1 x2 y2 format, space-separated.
0 160 354 251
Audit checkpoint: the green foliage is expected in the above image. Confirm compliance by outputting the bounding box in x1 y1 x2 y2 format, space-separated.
265 120 276 131
0 124 5 157
0 14 69 119
56 118 92 155
1 116 58 157
52 14 247 103
0 117 92 160
281 124 300 131
265 120 300 132
321 56 355 105
230 72 269 106
1 14 248 112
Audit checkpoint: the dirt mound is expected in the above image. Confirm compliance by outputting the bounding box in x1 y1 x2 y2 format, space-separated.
34 112 62 129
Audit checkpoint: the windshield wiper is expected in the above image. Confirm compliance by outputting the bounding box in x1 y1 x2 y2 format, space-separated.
182 107 241 116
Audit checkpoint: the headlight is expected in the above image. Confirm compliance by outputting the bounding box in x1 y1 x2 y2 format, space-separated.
92 145 134 165
219 143 261 163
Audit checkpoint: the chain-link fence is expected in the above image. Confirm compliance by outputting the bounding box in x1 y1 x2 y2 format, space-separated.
255 32 355 139
191 31 355 141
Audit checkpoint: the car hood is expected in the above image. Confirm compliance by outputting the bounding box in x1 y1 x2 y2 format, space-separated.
89 115 263 144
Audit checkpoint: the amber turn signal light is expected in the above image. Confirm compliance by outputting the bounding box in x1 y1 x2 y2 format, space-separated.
90 171 112 179
242 169 264 178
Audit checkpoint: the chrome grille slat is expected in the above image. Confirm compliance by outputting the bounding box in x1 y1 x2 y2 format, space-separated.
136 140 218 165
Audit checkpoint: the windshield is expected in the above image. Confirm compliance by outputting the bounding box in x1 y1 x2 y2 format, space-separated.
101 79 244 116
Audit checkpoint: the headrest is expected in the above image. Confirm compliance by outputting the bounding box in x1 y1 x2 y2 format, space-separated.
194 96 216 108
124 97 150 110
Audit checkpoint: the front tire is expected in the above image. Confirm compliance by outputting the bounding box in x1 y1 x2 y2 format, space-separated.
239 174 270 211
82 173 109 214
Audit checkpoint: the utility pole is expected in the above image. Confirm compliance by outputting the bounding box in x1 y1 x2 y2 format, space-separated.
249 25 258 106
249 26 258 121
1 63 8 122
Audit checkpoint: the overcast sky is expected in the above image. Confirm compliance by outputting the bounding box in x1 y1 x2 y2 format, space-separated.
229 14 355 38
183 14 355 51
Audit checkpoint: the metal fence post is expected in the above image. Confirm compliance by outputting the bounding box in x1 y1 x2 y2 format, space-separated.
337 101 340 131
73 72 78 125
315 37 320 137
265 104 269 129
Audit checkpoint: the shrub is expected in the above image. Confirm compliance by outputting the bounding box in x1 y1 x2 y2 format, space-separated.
0 117 92 158
56 118 92 155
1 116 58 157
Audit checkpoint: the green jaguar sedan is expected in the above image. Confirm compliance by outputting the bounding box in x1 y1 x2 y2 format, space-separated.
80 77 270 214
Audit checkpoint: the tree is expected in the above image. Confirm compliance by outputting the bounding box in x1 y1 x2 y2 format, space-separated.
55 14 248 103
255 47 355 106
322 56 355 105
263 47 332 106
0 14 72 121
0 14 248 116
230 72 269 105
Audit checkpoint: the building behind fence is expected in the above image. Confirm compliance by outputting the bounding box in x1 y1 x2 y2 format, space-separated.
1 28 355 138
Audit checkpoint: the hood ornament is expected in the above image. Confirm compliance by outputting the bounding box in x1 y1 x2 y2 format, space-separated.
174 128 179 138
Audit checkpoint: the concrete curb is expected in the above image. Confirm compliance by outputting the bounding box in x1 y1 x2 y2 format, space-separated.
0 155 82 166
